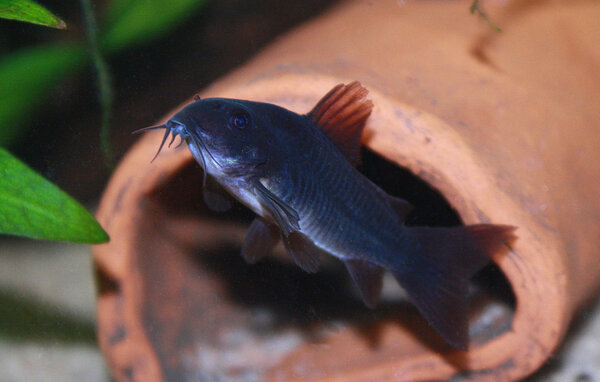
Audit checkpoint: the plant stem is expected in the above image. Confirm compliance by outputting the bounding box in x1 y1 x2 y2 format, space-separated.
81 0 115 169
470 0 502 33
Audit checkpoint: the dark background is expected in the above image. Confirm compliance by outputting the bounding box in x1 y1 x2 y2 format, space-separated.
1 0 340 203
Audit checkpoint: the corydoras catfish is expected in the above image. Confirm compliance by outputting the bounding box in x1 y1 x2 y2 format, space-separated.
136 82 516 350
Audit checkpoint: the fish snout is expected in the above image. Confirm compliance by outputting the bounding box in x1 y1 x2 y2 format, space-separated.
166 119 186 136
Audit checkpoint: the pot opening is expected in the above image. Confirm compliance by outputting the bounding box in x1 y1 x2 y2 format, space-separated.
142 148 515 378
360 147 516 346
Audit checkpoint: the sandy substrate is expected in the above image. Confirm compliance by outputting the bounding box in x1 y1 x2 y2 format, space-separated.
0 239 598 381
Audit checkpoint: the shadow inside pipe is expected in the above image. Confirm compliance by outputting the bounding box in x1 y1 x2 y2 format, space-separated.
144 147 516 377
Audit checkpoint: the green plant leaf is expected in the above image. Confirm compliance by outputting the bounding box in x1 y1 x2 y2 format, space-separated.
0 42 86 146
0 0 66 29
101 0 206 53
0 148 109 243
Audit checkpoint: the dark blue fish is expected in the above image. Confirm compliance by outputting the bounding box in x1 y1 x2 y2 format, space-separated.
135 82 516 349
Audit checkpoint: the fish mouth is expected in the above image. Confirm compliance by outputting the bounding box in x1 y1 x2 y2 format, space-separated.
133 120 221 187
132 120 184 161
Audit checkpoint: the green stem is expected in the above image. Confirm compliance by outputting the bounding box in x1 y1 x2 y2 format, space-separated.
470 0 502 33
81 0 115 169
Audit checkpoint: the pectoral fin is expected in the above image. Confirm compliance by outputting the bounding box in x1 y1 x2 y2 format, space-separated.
252 180 300 235
252 179 319 273
344 259 384 308
241 218 280 264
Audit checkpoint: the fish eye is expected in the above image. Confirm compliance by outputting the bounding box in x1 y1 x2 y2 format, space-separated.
230 113 250 130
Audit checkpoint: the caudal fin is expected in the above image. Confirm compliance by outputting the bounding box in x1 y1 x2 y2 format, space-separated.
392 224 516 350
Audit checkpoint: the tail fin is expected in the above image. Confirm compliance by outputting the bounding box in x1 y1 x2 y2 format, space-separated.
392 224 516 350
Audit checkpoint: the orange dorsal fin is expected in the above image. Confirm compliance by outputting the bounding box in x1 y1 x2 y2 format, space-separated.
307 81 374 166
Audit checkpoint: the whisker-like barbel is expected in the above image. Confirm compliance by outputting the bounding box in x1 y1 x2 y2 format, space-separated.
132 124 171 162
131 124 168 134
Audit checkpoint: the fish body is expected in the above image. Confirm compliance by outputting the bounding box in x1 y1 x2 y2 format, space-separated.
138 82 515 349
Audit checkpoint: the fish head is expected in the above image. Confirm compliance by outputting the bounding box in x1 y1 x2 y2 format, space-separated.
166 98 269 176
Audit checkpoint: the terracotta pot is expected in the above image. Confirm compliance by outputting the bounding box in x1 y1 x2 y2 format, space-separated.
93 0 600 380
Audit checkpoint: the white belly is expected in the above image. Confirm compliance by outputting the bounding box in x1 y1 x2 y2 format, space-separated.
223 184 264 217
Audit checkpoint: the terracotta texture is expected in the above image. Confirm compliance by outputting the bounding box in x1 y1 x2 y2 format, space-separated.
93 0 600 380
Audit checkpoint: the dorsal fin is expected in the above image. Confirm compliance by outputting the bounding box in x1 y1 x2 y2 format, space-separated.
307 81 374 166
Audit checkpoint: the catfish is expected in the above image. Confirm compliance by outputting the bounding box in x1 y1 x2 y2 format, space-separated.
135 82 516 350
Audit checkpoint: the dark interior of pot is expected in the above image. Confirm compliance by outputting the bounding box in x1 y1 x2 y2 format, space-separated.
133 147 516 380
